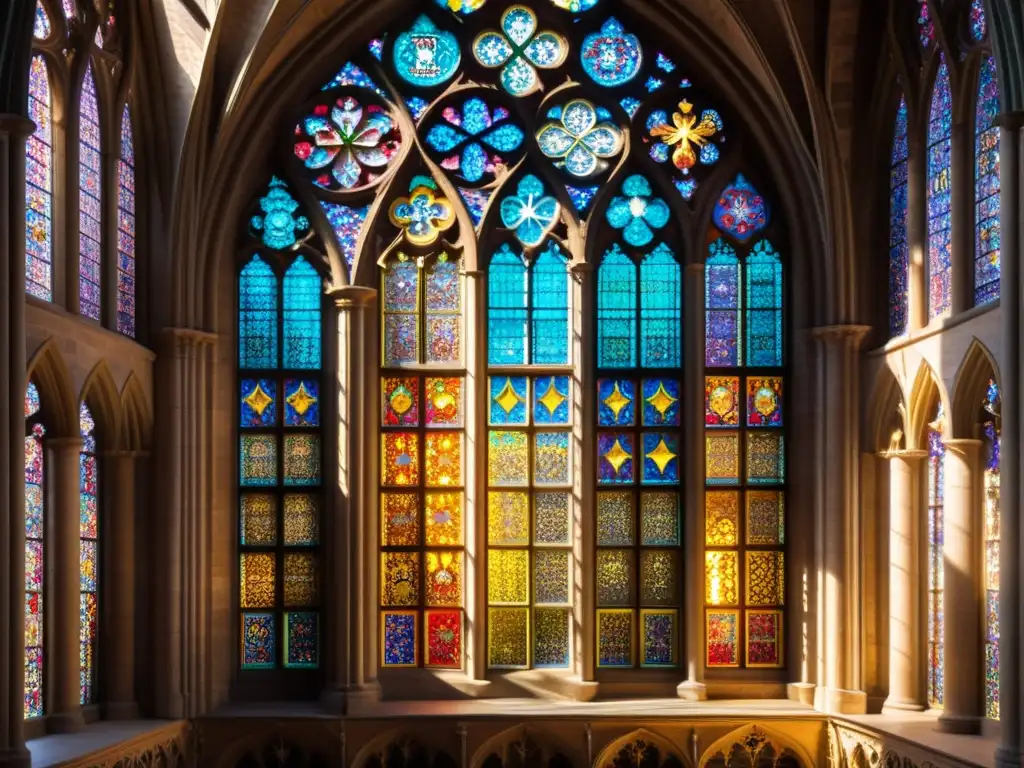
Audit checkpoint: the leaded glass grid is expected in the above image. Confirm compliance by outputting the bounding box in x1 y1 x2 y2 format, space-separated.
79 63 103 320
974 57 1000 306
704 176 785 669
26 55 53 301
237 240 324 671
79 402 98 705
25 383 46 718
889 96 909 337
926 403 945 708
927 59 952 318
982 381 1000 719
117 104 137 336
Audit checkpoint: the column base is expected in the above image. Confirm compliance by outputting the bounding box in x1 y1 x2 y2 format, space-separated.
995 746 1023 768
937 714 982 735
676 680 708 701
0 748 32 768
46 709 86 734
814 686 867 715
786 682 815 706
882 697 927 713
104 701 140 720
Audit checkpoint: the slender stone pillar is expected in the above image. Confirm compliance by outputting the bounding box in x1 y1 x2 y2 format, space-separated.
0 113 34 768
678 263 706 700
995 114 1023 768
883 450 928 712
463 269 485 682
47 437 85 733
949 122 972 316
103 451 139 719
812 325 870 714
938 439 982 733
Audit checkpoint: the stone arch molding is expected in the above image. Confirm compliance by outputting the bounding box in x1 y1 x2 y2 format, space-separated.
950 338 1000 440
907 361 950 451
698 724 811 768
210 727 341 768
866 364 909 453
80 360 123 449
470 724 583 768
350 730 458 768
26 338 78 438
593 727 689 768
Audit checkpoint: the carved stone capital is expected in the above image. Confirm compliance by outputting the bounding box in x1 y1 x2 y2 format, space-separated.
159 327 218 355
995 111 1024 132
0 114 37 139
811 324 872 348
329 285 377 310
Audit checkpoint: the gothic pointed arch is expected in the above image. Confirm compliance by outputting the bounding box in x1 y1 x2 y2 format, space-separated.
907 361 949 450
593 728 687 768
26 338 78 437
950 338 1000 439
866 365 909 454
470 724 583 768
79 359 122 444
698 724 810 768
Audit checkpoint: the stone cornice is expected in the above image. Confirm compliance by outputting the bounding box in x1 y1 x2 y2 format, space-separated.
329 285 377 309
0 114 36 138
995 111 1024 132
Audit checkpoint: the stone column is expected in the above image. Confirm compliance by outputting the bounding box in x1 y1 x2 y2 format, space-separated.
570 262 597 684
906 136 928 331
949 122 972 316
812 325 870 714
678 263 706 700
153 328 216 719
0 113 35 768
938 439 982 733
882 450 928 711
103 451 139 719
995 114 1022 768
463 269 485 682
48 437 85 733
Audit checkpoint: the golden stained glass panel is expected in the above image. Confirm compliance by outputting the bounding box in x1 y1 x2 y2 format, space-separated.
533 549 570 605
705 490 739 546
283 494 319 545
597 492 634 546
425 377 463 427
488 431 529 486
488 491 529 545
640 550 678 605
534 492 571 544
425 432 462 488
488 549 529 604
283 435 321 485
597 609 633 667
746 551 785 606
283 552 318 606
597 549 634 606
240 494 276 545
747 432 785 484
705 551 738 605
240 553 275 608
381 552 420 607
489 607 529 668
640 491 679 545
425 491 463 546
705 433 740 484
746 490 784 545
382 492 420 546
382 432 419 486
425 550 463 607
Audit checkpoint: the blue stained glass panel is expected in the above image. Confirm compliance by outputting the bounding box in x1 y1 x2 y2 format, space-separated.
975 57 1000 305
565 185 599 213
927 60 953 318
642 379 680 427
240 379 277 427
705 240 741 368
533 376 571 425
284 611 319 668
283 257 322 370
239 256 278 369
531 242 569 364
598 379 635 427
890 96 910 337
322 61 387 97
640 243 680 368
284 379 320 427
643 432 679 484
490 376 529 425
458 187 491 226
745 241 783 367
598 245 636 369
320 202 369 275
393 15 461 88
488 244 528 365
970 0 987 41
383 612 417 666
580 17 642 87
598 432 635 484
242 613 276 669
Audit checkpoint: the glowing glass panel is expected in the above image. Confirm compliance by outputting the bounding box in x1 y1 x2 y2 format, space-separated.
79 64 102 320
26 56 53 301
117 105 137 336
928 60 953 318
975 57 1000 305
890 96 909 336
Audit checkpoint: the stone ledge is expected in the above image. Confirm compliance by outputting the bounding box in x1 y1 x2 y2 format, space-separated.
26 720 189 768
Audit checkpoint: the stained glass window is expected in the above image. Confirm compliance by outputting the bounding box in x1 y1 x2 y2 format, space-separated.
25 383 45 718
982 381 1000 719
927 60 952 318
117 104 137 336
486 236 573 669
237 198 323 670
974 57 1000 305
79 403 98 705
381 255 466 668
970 0 987 41
79 63 102 320
596 174 683 669
917 0 935 47
927 402 945 708
34 2 51 38
26 55 53 301
705 176 785 668
890 96 910 337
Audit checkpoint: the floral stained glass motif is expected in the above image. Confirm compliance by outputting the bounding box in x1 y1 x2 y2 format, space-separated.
26 386 45 718
79 404 99 705
393 15 462 88
117 105 137 337
975 57 1000 305
500 175 561 248
293 96 401 191
389 180 457 247
927 404 945 708
537 99 624 178
713 174 768 243
250 177 310 250
473 5 569 96
78 64 102 320
26 56 53 301
647 101 721 173
606 175 670 248
580 17 642 87
982 380 1000 719
425 97 525 185
890 96 910 337
927 60 953 318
